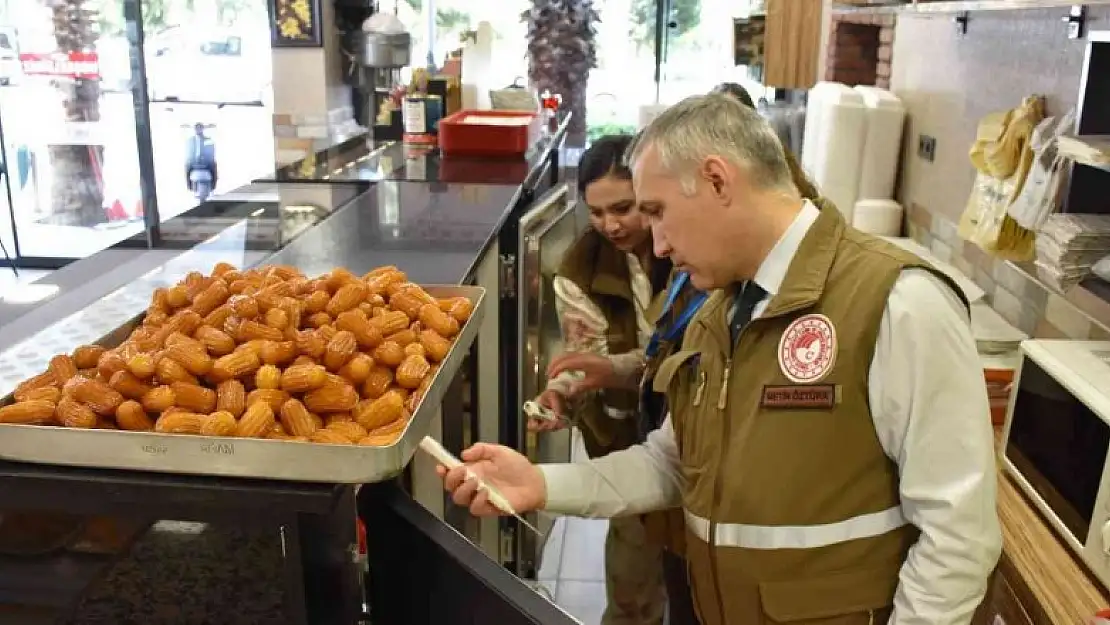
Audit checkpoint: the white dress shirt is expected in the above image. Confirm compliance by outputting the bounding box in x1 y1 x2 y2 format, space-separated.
539 200 1002 625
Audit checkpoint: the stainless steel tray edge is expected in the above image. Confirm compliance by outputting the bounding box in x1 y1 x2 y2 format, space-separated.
0 285 486 484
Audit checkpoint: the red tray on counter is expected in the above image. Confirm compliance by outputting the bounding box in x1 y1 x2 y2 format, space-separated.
438 110 540 157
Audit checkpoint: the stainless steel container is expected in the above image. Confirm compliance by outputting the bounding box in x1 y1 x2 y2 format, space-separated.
359 31 412 68
0 285 486 484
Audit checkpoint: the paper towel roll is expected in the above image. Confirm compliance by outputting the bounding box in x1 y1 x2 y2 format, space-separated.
852 199 903 236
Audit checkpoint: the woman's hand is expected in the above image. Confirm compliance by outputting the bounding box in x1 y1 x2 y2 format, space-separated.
437 443 547 516
527 389 569 432
547 352 617 396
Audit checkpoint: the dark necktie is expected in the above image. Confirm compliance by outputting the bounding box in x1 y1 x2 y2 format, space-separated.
729 282 766 346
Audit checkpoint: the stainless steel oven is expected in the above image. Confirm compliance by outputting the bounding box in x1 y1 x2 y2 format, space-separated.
515 183 580 575
1002 339 1110 592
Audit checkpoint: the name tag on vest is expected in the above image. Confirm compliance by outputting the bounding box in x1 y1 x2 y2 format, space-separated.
760 384 839 409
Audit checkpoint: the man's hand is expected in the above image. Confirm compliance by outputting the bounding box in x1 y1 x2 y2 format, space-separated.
547 352 617 396
436 443 547 516
528 389 569 432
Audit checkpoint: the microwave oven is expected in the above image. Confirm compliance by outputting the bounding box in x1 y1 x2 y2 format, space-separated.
1002 339 1110 590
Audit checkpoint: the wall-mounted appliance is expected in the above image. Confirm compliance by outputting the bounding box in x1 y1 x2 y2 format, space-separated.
1002 339 1110 592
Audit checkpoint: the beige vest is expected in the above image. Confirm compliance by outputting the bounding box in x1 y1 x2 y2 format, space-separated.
641 276 695 556
558 229 644 458
654 206 966 625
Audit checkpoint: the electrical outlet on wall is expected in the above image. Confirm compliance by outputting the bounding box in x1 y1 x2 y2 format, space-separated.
918 135 937 162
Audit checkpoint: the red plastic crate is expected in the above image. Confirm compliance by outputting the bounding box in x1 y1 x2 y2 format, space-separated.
438 110 540 157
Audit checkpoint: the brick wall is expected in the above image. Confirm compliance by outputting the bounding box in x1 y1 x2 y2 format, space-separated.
825 13 896 88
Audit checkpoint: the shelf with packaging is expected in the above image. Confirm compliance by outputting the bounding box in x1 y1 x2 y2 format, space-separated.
834 0 1110 14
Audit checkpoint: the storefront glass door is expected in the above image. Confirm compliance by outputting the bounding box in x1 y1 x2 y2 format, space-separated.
587 0 662 138
657 0 768 105
584 0 770 139
142 0 275 223
0 0 147 263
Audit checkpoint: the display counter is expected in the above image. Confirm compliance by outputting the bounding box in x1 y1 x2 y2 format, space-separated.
0 120 572 624
259 118 573 575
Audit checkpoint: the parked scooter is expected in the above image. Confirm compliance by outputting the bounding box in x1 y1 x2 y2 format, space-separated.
184 122 218 202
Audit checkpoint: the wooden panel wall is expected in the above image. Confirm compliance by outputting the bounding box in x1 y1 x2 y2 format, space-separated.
764 0 824 89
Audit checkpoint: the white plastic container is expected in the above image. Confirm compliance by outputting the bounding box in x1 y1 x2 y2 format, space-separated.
854 86 906 202
804 83 866 223
800 82 844 176
460 22 495 110
852 199 903 236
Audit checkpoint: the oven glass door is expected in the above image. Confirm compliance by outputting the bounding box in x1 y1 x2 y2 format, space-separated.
1006 355 1110 540
516 183 577 576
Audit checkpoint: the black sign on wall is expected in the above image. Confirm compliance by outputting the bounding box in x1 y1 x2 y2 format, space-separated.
271 0 324 48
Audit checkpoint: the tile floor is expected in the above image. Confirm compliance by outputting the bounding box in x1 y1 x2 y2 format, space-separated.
535 429 610 625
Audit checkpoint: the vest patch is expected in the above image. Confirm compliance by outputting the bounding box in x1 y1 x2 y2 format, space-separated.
777 313 838 383
760 384 838 409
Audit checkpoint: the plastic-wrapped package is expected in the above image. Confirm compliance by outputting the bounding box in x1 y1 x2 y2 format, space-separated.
1034 213 1110 291
1039 213 1110 249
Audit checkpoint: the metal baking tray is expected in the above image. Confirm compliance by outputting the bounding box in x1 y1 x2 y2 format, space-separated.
0 285 485 484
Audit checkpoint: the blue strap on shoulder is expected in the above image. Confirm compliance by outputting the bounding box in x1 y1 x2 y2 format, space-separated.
645 272 707 359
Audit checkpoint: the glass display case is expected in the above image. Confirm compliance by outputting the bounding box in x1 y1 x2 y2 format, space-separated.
0 175 573 623
514 182 579 575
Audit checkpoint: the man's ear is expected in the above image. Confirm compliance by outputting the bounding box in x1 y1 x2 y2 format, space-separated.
699 156 732 205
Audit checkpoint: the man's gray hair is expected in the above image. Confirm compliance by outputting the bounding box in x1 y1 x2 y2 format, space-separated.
626 93 793 194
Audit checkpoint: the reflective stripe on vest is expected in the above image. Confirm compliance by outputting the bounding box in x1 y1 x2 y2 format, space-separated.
684 506 907 549
603 405 633 420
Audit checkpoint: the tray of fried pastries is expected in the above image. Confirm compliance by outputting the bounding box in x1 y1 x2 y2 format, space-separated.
0 263 485 484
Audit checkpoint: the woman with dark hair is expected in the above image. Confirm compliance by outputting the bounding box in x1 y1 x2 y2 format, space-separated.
710 81 756 108
530 134 672 625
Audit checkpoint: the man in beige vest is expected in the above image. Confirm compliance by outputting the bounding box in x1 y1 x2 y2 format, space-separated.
439 93 1001 625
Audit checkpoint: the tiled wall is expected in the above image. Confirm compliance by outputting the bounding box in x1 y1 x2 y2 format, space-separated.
905 198 1110 342
888 8 1110 343
891 8 1110 227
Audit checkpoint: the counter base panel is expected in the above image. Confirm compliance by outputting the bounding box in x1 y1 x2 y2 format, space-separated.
360 480 578 625
0 471 360 625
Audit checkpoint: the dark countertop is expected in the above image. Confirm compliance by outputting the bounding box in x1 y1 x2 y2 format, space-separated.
0 180 526 385
0 114 570 624
259 117 566 189
267 180 521 282
0 179 535 624
0 117 567 353
0 182 366 349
